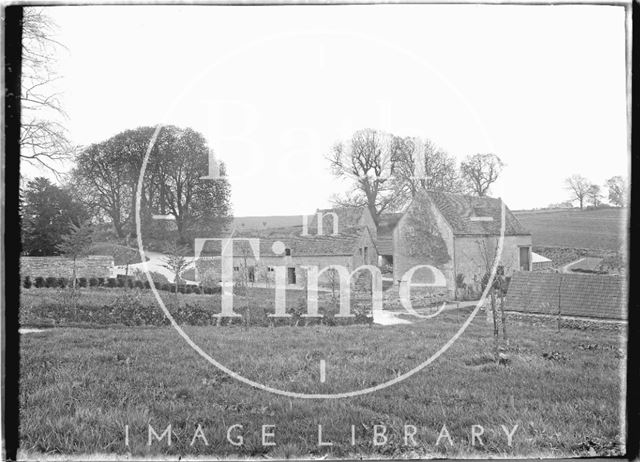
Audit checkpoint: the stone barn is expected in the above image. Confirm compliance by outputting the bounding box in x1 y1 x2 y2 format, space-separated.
390 190 532 297
196 190 531 300
195 225 378 289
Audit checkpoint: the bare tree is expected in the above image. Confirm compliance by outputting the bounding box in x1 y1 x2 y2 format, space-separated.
565 174 591 210
57 219 94 291
327 129 402 226
605 176 627 207
476 237 510 361
391 136 463 204
20 8 73 175
57 220 93 315
162 242 190 296
587 184 603 208
460 153 504 197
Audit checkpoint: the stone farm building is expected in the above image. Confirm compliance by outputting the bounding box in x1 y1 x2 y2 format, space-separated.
196 190 533 298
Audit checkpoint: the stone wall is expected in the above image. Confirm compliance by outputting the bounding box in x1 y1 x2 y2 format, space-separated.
454 235 533 287
21 256 115 279
532 260 554 272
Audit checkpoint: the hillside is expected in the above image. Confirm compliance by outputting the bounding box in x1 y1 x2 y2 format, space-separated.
513 208 627 251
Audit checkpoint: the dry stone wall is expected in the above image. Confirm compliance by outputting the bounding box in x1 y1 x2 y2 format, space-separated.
21 256 115 279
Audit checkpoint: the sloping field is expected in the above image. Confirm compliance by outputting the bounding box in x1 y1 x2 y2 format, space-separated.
513 208 627 251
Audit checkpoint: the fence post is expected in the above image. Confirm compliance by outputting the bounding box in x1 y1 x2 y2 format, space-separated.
557 273 562 330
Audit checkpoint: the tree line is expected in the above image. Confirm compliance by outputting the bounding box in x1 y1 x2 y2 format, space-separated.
327 128 505 226
21 125 232 256
564 174 627 210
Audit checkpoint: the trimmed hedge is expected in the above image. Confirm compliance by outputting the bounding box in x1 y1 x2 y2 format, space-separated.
22 276 222 296
20 291 373 328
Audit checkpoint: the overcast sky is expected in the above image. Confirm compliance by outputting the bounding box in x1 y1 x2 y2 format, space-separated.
26 4 628 215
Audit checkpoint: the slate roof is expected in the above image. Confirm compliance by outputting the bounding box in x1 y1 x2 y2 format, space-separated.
198 225 368 257
506 271 626 320
423 190 530 236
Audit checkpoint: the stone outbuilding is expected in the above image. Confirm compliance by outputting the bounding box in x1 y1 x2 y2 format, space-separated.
388 190 532 297
195 225 378 288
197 190 532 300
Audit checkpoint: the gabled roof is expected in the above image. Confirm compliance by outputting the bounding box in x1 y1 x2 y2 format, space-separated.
199 225 369 257
422 190 530 236
507 272 625 320
378 212 403 235
308 207 364 232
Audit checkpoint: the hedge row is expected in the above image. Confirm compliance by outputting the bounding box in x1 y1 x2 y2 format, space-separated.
22 276 221 295
20 293 373 327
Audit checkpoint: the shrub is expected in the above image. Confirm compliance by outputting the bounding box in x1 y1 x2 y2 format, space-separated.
144 281 151 289
107 278 117 288
185 286 193 294
34 277 45 288
57 277 68 288
134 280 144 289
23 276 32 289
169 285 176 293
203 286 221 295
116 278 125 288
97 277 106 287
78 277 88 288
89 277 99 287
178 285 186 294
45 277 58 288
193 287 201 295
148 271 169 285
127 279 134 289
161 283 171 292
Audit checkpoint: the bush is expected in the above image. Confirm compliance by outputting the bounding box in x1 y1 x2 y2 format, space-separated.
161 283 171 292
89 277 99 287
169 285 176 293
185 286 193 294
97 277 106 287
203 286 220 295
78 277 88 288
144 281 151 289
148 271 170 285
134 280 144 289
178 285 186 294
107 278 117 288
127 279 134 289
45 277 58 288
116 278 125 288
23 276 32 289
193 287 201 295
57 277 68 288
34 277 45 288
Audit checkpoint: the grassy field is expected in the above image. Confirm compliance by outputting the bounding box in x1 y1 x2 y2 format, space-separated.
19 307 625 458
513 208 627 251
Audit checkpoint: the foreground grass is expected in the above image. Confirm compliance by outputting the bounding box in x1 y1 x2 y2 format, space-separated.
19 310 624 458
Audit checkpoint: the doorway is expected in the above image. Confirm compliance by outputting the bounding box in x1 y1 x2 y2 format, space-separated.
287 267 296 284
519 247 531 271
